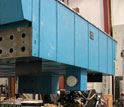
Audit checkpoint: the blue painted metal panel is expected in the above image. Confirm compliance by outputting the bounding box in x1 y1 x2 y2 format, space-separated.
66 68 87 91
99 31 108 74
80 70 87 91
0 0 117 76
57 3 75 65
0 0 24 25
75 15 88 68
112 41 117 75
89 24 99 71
39 0 57 61
108 38 113 74
32 0 40 57
0 0 118 93
21 0 32 21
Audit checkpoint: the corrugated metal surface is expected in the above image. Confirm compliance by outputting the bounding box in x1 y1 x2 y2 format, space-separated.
31 0 116 74
75 14 88 68
88 24 99 71
0 0 117 75
39 0 57 61
57 3 75 65
99 31 108 74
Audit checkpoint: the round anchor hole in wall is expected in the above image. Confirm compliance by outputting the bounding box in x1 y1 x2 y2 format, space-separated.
21 47 26 52
22 33 26 38
10 35 14 40
0 37 3 42
0 49 2 54
9 48 13 53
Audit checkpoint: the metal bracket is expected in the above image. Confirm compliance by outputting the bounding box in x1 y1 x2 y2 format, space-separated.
90 31 94 40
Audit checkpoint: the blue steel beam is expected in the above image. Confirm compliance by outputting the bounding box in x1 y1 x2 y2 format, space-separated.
0 0 117 93
0 0 117 75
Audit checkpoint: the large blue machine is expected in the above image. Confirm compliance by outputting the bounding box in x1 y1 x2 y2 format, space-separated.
0 0 117 94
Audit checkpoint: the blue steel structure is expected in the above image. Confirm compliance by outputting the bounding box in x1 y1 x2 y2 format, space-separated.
0 0 117 94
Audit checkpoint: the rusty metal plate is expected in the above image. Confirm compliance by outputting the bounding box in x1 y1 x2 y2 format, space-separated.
0 27 32 59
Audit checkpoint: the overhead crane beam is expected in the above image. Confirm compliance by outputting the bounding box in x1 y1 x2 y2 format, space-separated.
0 0 117 94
